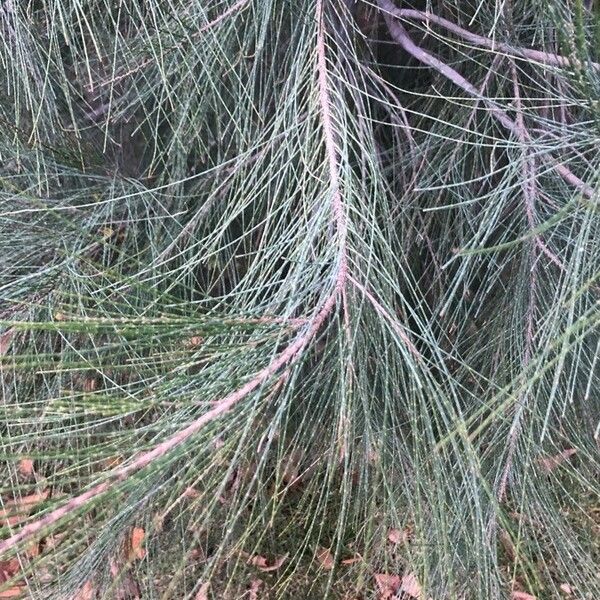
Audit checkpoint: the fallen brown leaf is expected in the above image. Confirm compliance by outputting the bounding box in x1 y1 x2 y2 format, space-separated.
25 541 41 559
190 547 205 561
499 528 516 561
247 554 288 572
248 579 262 600
128 527 146 561
17 459 34 478
281 450 303 485
539 449 577 473
512 592 537 600
0 559 20 581
374 573 401 599
401 572 422 599
71 580 95 600
183 487 201 499
0 560 22 600
108 560 140 600
0 489 49 527
194 582 209 600
315 546 334 570
187 336 204 348
340 555 361 565
43 532 67 550
367 447 380 464
559 583 573 596
387 528 408 545
102 456 123 470
0 329 15 356
152 513 164 533
247 555 267 569
82 378 97 393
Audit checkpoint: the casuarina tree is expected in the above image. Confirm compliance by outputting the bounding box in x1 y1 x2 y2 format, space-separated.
0 1 599 598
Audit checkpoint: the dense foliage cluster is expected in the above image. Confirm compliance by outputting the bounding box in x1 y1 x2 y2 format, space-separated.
0 1 599 598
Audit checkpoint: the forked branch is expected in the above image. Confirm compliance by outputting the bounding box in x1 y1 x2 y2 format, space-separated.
377 0 597 201
0 0 351 555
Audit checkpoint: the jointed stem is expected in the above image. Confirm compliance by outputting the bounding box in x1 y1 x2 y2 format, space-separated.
0 0 352 555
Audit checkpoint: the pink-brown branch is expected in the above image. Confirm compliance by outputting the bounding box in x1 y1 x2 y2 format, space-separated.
0 292 337 555
377 0 596 201
394 9 600 71
316 0 349 291
0 0 350 555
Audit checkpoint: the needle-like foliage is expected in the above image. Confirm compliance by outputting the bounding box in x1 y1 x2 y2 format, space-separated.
0 1 599 598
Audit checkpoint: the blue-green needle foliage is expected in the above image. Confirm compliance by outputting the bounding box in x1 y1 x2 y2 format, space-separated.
0 1 598 598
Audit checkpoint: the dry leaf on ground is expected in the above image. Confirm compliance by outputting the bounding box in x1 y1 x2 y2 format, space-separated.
0 489 49 527
194 582 209 600
559 583 573 596
0 329 14 356
0 559 22 599
539 449 576 473
512 592 537 600
387 528 409 544
374 573 401 599
190 547 205 561
0 560 19 580
187 336 204 348
281 450 303 485
102 456 123 470
401 572 423 599
247 554 287 572
0 587 23 599
108 560 140 599
183 487 201 499
71 580 95 600
315 546 334 570
248 579 262 600
44 532 67 550
367 447 380 464
499 528 516 561
127 527 146 561
25 541 41 559
17 459 34 478
82 377 97 392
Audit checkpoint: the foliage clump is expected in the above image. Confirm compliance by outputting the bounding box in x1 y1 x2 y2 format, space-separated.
0 1 599 598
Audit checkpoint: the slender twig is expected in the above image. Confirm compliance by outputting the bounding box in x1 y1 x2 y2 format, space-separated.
377 0 597 200
316 0 350 322
316 1 349 278
0 0 351 555
349 275 421 360
0 293 336 554
393 9 600 70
